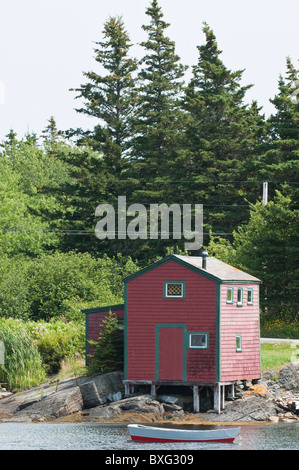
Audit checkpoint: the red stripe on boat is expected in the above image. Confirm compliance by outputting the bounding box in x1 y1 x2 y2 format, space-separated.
130 435 235 443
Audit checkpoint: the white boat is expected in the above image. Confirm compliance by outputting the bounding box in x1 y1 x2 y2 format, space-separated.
128 424 240 443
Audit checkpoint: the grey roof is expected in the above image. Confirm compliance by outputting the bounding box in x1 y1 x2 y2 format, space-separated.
174 255 260 282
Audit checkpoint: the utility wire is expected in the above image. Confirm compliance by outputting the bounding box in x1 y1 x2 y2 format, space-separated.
1 228 234 236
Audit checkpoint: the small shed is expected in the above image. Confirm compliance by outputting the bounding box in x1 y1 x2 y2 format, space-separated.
83 253 261 413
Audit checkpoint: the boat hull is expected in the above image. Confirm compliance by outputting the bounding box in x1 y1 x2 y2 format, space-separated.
128 424 240 443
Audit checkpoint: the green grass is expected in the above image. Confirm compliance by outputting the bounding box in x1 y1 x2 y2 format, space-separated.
261 342 297 372
0 318 86 391
0 318 46 391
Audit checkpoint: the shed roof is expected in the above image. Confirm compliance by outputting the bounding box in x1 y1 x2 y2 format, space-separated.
124 254 260 283
173 255 260 282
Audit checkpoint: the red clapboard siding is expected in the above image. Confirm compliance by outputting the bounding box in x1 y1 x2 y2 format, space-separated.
220 283 261 381
126 259 217 382
86 307 124 363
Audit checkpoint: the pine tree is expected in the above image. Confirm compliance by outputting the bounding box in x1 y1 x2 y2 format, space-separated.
41 116 62 158
181 23 265 235
88 310 124 375
70 16 138 177
258 58 299 206
41 116 60 143
208 192 299 321
64 17 139 255
233 192 299 321
130 0 187 202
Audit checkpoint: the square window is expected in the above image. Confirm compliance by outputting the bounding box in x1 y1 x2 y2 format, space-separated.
237 287 243 306
164 281 185 298
226 287 234 303
167 283 182 296
236 335 242 351
247 288 253 304
189 333 208 349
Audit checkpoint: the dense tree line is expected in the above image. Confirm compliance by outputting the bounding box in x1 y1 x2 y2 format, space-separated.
0 0 298 321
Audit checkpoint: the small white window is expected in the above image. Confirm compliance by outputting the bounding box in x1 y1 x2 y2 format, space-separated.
226 287 233 303
237 287 243 306
247 288 253 304
164 281 185 298
189 333 208 349
236 334 242 351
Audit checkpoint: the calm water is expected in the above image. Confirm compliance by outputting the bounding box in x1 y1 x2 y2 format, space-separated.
0 422 297 451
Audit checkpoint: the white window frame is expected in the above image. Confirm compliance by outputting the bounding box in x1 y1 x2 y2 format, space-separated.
237 287 243 306
163 281 185 298
226 287 234 304
247 288 253 305
188 332 208 349
236 334 242 352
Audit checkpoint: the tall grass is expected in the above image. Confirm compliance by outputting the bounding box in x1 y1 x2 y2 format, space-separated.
0 319 46 391
27 319 85 375
0 318 85 390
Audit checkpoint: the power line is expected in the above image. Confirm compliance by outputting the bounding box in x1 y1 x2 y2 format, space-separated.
51 177 299 184
1 228 234 236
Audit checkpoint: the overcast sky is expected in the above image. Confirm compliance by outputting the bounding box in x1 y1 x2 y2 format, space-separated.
0 0 298 142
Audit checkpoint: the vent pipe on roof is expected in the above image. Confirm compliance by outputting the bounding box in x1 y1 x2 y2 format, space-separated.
201 250 208 269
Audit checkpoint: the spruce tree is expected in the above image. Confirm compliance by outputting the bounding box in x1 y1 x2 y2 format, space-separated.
181 23 265 235
41 116 62 158
258 58 299 206
233 192 299 321
208 192 299 321
65 17 139 255
130 0 187 202
88 310 124 375
70 16 138 177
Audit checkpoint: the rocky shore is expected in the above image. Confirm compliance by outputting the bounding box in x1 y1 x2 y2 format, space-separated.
0 364 298 425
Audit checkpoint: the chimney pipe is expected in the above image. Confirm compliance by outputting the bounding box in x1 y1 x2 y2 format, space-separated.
201 250 208 269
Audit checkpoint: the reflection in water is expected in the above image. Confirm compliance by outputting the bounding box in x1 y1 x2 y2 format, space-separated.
0 422 297 450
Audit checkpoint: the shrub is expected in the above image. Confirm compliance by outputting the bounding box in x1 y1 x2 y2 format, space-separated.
0 252 139 323
260 317 299 339
88 310 124 375
27 319 85 375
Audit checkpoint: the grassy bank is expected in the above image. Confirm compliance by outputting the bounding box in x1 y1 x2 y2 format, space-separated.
261 342 298 373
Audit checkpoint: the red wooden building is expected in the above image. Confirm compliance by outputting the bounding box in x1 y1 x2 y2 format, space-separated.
83 253 261 413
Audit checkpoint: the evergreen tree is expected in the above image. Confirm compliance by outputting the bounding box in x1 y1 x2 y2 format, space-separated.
41 116 61 156
62 17 139 254
46 143 109 254
88 310 124 375
257 58 299 206
70 16 138 178
42 116 60 144
130 0 187 202
181 23 265 235
234 193 299 321
208 192 299 321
